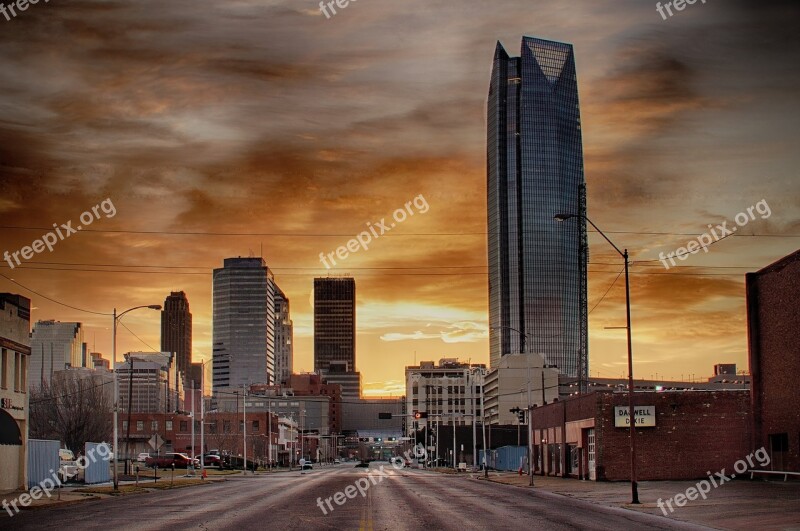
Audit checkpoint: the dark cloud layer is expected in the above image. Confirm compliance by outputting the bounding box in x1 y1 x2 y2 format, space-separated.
0 0 798 390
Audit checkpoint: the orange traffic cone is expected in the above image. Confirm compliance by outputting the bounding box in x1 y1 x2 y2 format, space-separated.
202 469 207 480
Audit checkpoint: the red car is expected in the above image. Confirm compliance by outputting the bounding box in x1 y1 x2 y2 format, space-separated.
144 453 199 468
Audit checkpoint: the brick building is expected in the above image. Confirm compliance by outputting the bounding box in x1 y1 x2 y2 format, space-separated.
747 249 800 472
287 374 342 435
118 411 279 463
530 390 751 481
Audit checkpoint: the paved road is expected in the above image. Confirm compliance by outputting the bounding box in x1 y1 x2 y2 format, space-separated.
1 464 711 530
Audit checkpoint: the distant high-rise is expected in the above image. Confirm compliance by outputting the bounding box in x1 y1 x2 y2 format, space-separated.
487 36 588 381
212 258 277 394
274 286 293 385
29 320 84 388
161 291 192 387
314 277 356 373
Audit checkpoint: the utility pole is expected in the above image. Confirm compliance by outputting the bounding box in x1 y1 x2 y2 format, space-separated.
243 387 249 473
471 369 477 469
125 354 134 476
191 379 195 471
481 378 487 478
267 398 272 469
200 359 205 478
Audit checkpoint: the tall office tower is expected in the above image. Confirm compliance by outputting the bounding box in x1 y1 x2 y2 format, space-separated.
212 258 276 394
487 37 588 382
28 320 84 388
314 277 356 373
161 291 192 387
274 286 294 385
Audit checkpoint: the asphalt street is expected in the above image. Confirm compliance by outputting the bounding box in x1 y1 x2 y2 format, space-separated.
1 464 713 530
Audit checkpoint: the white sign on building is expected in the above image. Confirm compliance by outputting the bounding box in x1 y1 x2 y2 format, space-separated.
614 406 656 428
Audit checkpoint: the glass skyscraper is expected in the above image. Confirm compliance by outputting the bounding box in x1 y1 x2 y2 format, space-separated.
212 257 277 394
487 37 588 382
314 277 356 373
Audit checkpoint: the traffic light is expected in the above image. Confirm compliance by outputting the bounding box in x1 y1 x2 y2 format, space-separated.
517 410 525 424
413 411 428 419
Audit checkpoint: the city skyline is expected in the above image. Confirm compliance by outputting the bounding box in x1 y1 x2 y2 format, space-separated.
0 1 798 396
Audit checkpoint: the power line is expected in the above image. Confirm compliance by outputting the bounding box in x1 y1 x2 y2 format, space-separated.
0 264 749 277
118 321 159 352
588 267 624 315
0 271 110 316
1 225 798 238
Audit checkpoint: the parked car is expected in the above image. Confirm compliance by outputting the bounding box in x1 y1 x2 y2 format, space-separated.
144 453 199 469
302 462 313 470
136 452 152 463
333 459 341 464
202 454 222 468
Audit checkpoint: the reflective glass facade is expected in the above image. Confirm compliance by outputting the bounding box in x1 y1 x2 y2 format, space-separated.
212 258 277 393
487 37 588 380
314 277 356 373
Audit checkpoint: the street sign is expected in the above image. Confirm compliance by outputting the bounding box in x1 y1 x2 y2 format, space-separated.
148 434 165 450
614 406 656 427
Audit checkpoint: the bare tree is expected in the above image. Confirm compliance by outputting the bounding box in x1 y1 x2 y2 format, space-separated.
29 371 113 453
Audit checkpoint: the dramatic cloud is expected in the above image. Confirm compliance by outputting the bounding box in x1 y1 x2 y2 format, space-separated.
1 0 798 393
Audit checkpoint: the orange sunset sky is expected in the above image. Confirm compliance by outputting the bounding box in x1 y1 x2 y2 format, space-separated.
1 0 798 396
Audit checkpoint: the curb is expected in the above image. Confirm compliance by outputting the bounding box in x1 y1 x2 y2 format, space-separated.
5 494 102 515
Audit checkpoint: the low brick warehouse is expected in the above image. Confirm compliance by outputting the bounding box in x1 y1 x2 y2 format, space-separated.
530 389 751 481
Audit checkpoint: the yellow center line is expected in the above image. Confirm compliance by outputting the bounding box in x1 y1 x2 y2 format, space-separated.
358 481 374 531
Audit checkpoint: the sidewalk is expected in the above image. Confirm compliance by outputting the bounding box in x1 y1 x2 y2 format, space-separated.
0 489 101 516
476 472 800 530
0 475 226 516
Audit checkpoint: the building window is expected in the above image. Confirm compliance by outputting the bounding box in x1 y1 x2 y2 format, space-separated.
253 420 260 431
136 421 144 431
151 421 158 431
122 420 128 431
0 349 6 389
180 421 188 432
14 352 21 392
166 420 173 431
19 354 27 393
223 420 231 433
209 421 217 434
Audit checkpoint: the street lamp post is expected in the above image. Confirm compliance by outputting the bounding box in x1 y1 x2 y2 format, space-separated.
112 304 162 491
554 213 639 504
